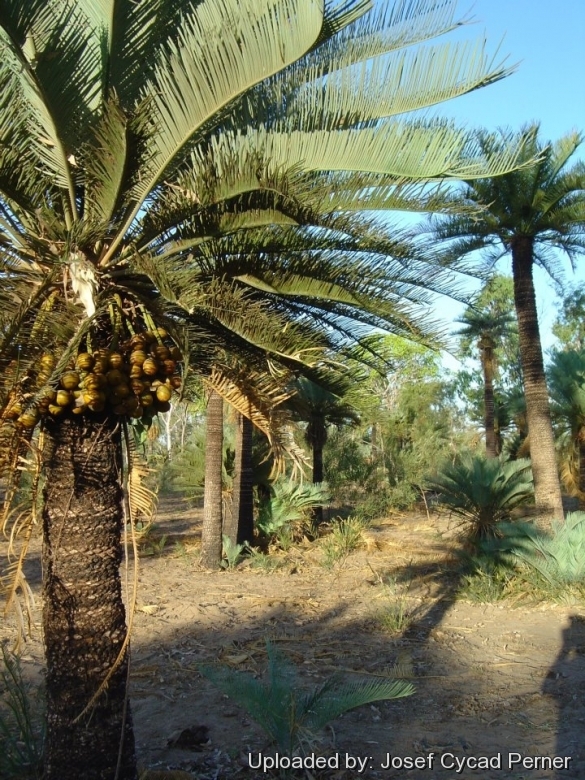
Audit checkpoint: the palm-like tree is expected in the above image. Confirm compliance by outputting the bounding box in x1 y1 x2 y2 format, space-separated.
0 1 534 776
425 126 585 521
456 308 515 457
548 350 585 507
290 376 360 525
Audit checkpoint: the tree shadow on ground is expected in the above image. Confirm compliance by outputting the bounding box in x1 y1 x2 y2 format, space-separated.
2 515 580 780
124 560 572 779
544 614 585 778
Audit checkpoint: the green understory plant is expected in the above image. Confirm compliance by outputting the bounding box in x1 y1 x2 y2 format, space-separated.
221 535 249 569
376 595 413 633
504 513 585 588
457 559 513 603
427 454 533 551
257 480 330 545
200 641 414 757
462 514 585 601
0 644 44 779
321 516 367 568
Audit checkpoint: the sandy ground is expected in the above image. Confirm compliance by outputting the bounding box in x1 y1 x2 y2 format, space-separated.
3 496 585 779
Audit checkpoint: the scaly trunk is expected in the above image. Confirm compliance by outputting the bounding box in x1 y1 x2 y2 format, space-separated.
201 390 224 567
480 341 498 458
578 428 585 510
310 415 326 527
42 413 137 780
512 237 564 523
229 412 254 546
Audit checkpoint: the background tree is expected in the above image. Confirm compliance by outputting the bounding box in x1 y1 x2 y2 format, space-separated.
548 350 585 507
290 376 360 526
324 336 464 515
455 276 518 457
425 126 585 522
552 286 585 352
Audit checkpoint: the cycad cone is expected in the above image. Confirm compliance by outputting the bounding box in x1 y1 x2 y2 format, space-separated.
15 331 182 428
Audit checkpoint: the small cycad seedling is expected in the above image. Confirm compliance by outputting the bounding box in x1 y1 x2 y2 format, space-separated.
200 641 414 756
221 535 249 569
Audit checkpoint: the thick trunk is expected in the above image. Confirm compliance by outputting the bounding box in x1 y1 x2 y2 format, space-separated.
42 413 137 780
481 344 498 458
228 413 254 546
578 429 585 510
311 418 325 527
201 390 224 568
512 238 564 522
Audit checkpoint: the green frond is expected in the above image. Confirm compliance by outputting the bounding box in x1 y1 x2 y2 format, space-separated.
259 0 463 95
512 513 585 585
0 2 102 212
303 676 414 733
106 0 325 258
82 95 128 225
269 39 512 131
200 640 414 755
205 364 308 476
202 122 531 185
316 0 371 44
79 0 186 103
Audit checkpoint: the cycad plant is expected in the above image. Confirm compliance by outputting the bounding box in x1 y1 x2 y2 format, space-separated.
515 513 585 587
424 126 585 522
0 1 535 776
200 641 414 756
427 454 534 550
547 349 585 506
289 376 360 526
257 479 330 541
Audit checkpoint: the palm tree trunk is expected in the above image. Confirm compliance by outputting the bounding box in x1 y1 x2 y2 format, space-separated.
311 416 326 527
229 412 254 545
512 237 564 522
202 390 224 567
480 343 498 458
42 413 137 780
578 429 585 510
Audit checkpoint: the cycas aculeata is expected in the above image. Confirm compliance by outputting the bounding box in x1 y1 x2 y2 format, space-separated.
200 640 414 755
427 454 534 550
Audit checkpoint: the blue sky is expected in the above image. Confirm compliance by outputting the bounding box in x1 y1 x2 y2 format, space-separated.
428 0 585 361
446 0 584 141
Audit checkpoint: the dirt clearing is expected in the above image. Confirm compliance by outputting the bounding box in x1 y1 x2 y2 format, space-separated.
3 497 585 779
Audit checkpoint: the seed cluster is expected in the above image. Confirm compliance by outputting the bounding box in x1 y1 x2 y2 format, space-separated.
8 329 183 429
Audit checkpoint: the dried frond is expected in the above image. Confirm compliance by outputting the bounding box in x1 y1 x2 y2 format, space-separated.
1 432 44 649
123 422 158 531
205 365 308 478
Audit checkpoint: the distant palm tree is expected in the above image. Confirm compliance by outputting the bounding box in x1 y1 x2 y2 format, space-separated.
290 377 360 526
548 350 585 508
456 309 515 457
427 126 585 522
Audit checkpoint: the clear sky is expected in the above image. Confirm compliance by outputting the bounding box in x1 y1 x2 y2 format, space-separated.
427 0 585 362
445 0 585 141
